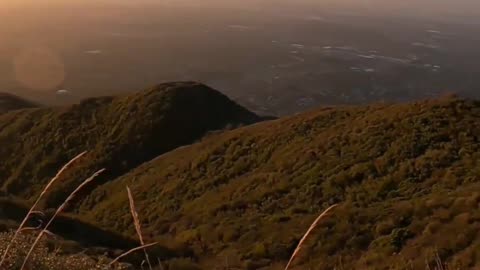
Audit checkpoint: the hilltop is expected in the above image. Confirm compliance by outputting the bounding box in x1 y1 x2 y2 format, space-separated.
0 82 261 208
0 93 37 114
1 84 480 269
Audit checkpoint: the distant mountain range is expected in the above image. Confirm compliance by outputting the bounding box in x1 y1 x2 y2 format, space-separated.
0 93 37 114
1 83 479 269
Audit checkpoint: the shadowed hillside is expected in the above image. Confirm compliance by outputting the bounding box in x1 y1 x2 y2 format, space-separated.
76 96 480 269
0 82 261 208
0 93 37 114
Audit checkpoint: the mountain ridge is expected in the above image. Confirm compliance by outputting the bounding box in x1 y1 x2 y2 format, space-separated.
0 92 38 114
77 95 480 269
1 84 480 269
0 82 261 208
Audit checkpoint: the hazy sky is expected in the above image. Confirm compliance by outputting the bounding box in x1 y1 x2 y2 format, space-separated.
2 0 480 19
1 0 479 104
4 0 480 14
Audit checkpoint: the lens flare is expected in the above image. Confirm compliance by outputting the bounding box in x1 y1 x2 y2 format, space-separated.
13 47 65 91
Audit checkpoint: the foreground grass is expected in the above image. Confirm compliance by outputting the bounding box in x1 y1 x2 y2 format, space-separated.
0 231 109 270
0 152 160 270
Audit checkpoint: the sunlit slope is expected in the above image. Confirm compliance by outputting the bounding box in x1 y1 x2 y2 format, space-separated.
82 96 480 269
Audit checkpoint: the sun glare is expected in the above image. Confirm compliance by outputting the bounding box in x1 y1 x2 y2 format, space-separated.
13 47 65 91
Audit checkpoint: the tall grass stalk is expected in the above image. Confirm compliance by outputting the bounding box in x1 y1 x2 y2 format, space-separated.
109 242 158 267
127 186 153 270
20 169 105 270
284 204 338 270
0 151 87 267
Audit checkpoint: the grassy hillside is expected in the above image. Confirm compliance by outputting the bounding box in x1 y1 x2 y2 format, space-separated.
75 96 480 269
3 84 480 269
0 82 261 209
0 93 37 114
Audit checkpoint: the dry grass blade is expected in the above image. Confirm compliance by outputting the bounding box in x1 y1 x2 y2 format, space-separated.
127 186 153 270
435 251 445 270
18 227 41 233
109 242 158 267
284 204 338 270
0 151 87 267
20 168 105 270
157 258 165 270
30 211 46 217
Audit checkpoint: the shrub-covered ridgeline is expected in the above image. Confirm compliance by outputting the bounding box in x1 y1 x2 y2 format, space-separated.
82 95 480 269
0 82 261 208
1 82 480 269
0 93 37 114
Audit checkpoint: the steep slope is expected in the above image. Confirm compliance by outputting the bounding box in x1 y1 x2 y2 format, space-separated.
80 97 480 269
0 93 37 113
0 82 261 207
